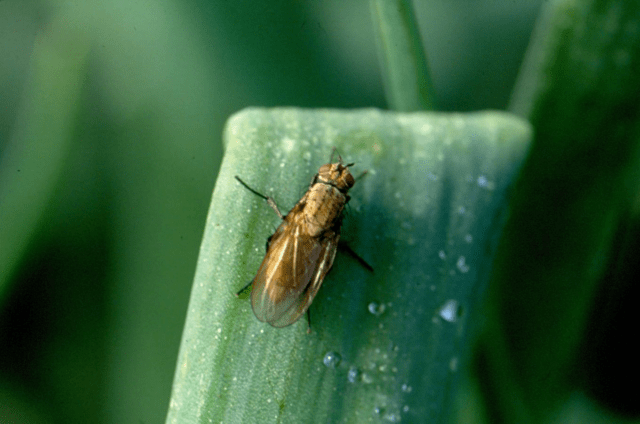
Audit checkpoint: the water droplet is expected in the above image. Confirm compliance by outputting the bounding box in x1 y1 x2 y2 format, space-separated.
438 250 446 260
323 351 341 368
368 302 386 316
281 137 295 152
456 256 470 273
347 366 359 383
449 356 459 372
477 175 495 190
383 412 401 422
402 405 410 413
401 383 413 393
464 234 473 243
439 299 462 323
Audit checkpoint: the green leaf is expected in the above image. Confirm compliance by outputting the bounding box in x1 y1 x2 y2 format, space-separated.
166 108 531 423
370 0 436 111
483 0 640 421
0 14 90 302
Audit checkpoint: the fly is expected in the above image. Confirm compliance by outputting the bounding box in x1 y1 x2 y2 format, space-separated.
235 153 369 328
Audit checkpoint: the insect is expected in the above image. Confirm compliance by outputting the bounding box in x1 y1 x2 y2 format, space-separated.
235 154 368 328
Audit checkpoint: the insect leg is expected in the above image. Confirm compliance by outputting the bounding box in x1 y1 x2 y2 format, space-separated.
235 176 284 219
353 169 367 181
338 242 373 272
235 279 253 297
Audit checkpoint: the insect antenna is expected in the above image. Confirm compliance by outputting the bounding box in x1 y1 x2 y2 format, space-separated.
340 159 367 181
329 146 340 163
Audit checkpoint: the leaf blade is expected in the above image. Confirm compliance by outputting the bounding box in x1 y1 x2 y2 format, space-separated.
167 107 531 423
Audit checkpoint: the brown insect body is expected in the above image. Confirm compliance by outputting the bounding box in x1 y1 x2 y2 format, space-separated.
245 161 355 328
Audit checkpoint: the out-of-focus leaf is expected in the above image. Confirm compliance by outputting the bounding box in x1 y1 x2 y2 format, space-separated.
481 0 640 422
0 11 89 301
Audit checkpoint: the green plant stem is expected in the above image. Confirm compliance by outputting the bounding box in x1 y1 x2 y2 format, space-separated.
370 0 436 111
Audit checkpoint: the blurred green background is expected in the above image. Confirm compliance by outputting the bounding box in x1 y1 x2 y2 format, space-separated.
7 0 635 423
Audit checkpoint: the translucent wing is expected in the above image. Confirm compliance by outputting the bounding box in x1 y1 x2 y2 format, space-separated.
250 220 339 328
268 236 338 328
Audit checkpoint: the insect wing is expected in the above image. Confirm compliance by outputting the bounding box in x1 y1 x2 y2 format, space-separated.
250 222 338 327
250 223 316 324
268 237 338 328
